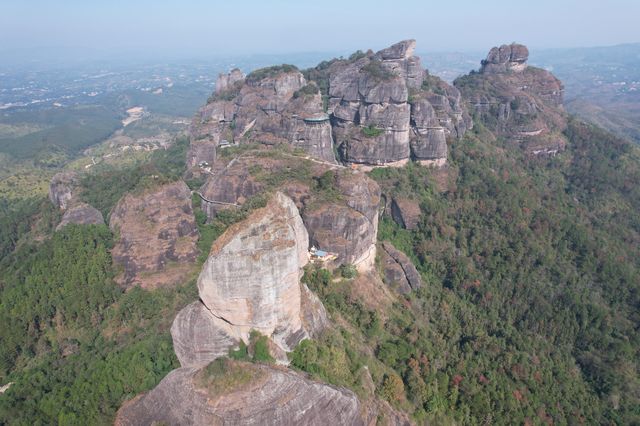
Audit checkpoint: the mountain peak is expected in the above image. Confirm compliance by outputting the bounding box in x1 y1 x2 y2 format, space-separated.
481 43 529 73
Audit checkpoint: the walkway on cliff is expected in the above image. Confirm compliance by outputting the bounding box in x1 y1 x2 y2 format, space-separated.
191 191 240 207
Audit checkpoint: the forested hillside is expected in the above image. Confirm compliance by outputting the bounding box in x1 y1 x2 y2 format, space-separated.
1 41 639 424
293 118 640 424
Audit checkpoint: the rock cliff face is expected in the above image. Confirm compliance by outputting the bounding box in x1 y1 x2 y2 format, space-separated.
188 65 336 171
481 44 530 74
109 181 199 288
49 171 105 230
326 40 471 167
196 153 380 270
380 242 422 294
390 197 421 230
456 43 567 155
49 171 78 210
302 171 380 270
56 203 104 230
171 192 328 370
197 192 317 352
189 40 470 170
115 361 408 426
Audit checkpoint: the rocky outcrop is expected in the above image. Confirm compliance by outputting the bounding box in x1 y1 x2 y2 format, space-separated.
170 302 241 368
390 197 421 230
49 171 78 210
189 40 471 170
456 43 567 155
197 192 322 353
302 171 380 270
109 181 199 289
481 43 530 74
380 242 422 294
196 152 380 271
116 361 408 426
49 171 105 230
56 203 104 230
171 191 327 369
326 40 471 166
188 65 336 171
215 68 245 94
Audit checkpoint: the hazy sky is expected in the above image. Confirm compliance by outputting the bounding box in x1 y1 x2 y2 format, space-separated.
2 0 640 56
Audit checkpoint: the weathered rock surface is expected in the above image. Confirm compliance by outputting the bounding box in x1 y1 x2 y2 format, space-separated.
109 181 199 288
189 40 471 170
170 301 241 368
56 203 104 230
115 362 409 426
390 197 421 230
49 172 105 230
215 68 245 94
456 43 567 155
380 242 422 293
481 43 530 74
196 152 380 271
49 171 78 210
197 192 326 353
302 171 380 270
188 66 336 170
326 40 470 166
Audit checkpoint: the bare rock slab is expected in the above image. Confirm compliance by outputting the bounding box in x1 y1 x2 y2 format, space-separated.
109 180 199 289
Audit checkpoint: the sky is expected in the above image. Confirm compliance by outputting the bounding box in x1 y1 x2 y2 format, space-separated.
1 0 640 58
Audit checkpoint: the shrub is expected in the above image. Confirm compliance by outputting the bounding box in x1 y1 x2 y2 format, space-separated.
361 60 395 81
362 125 384 138
250 330 274 363
293 83 319 98
339 264 358 279
246 64 298 84
228 341 250 361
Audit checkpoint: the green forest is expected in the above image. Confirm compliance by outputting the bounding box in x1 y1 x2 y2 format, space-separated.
0 115 638 424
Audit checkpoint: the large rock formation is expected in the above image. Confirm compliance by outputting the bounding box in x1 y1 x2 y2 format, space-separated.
481 44 530 74
197 192 316 352
171 191 328 369
196 152 380 270
326 40 471 167
109 181 200 288
380 242 422 294
188 40 471 171
49 171 105 230
56 203 104 230
456 43 567 155
49 171 78 210
188 65 336 171
115 361 409 426
302 171 380 270
390 197 421 230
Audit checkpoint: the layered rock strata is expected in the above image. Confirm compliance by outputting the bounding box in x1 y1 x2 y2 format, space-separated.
327 40 470 166
171 192 328 369
189 40 471 171
188 66 336 171
109 181 199 288
456 43 567 155
197 154 381 270
115 362 408 426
